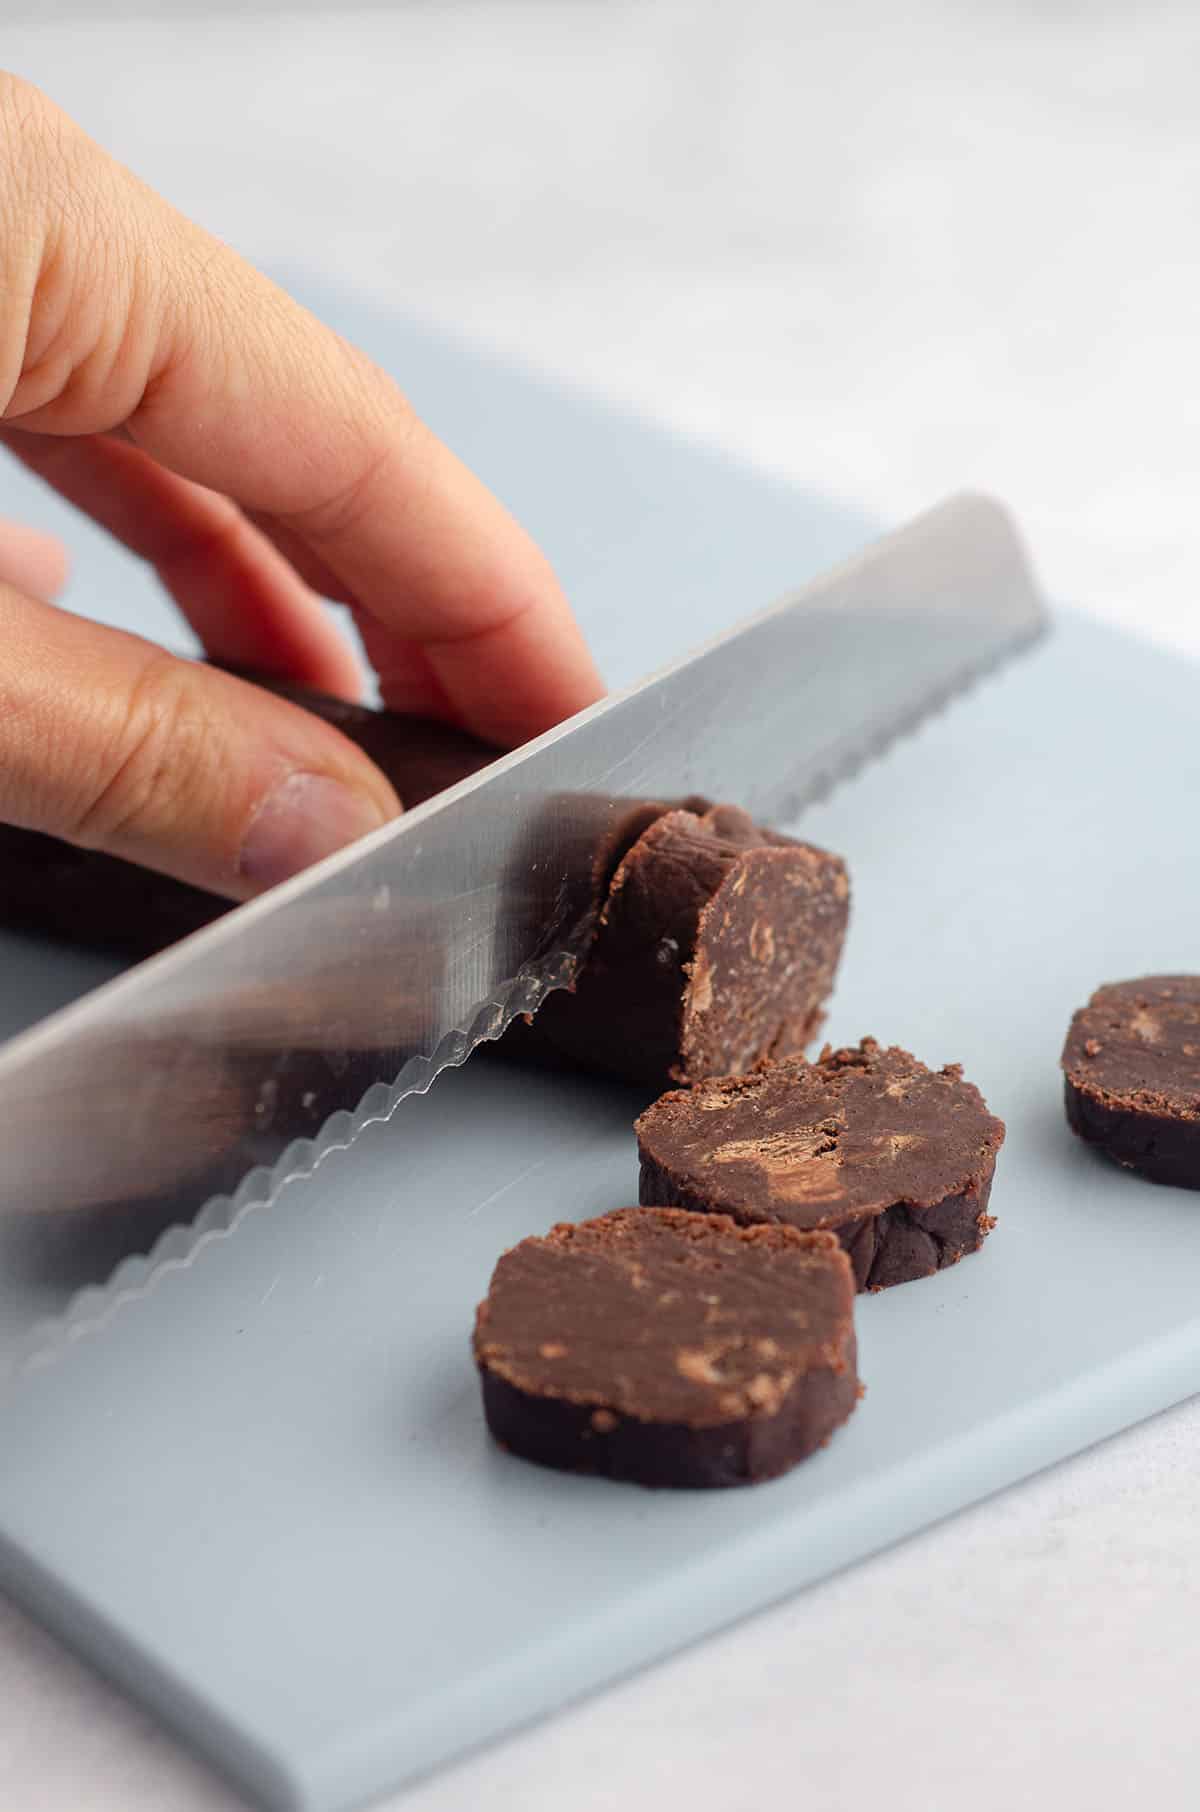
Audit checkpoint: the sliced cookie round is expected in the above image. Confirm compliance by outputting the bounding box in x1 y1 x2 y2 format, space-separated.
1062 975 1200 1187
636 1040 1005 1291
513 804 849 1090
473 1207 859 1488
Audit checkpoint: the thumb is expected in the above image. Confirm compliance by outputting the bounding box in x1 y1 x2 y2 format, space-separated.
0 585 400 900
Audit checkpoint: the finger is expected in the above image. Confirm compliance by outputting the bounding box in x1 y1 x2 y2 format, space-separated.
0 515 70 601
0 75 604 745
244 510 357 608
352 618 454 721
269 427 604 743
134 297 604 742
252 534 466 723
244 517 468 720
1 429 364 699
0 582 400 900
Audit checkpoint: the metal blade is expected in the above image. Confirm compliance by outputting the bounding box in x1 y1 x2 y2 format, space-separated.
0 493 1045 1319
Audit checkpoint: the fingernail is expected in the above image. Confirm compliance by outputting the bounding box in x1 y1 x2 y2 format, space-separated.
239 773 391 893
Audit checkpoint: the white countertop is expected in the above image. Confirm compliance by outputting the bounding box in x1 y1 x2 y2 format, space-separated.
3 5 1199 1808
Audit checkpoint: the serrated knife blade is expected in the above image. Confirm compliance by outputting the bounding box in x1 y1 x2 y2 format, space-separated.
0 494 1046 1299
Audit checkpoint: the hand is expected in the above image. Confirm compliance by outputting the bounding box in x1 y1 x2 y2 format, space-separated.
0 74 602 902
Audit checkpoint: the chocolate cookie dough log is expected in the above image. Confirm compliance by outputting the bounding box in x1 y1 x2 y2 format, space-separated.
0 675 500 960
509 804 849 1090
1062 976 1200 1187
637 1040 1005 1291
8 1031 258 1222
474 1207 859 1488
0 829 227 958
3 1025 311 1296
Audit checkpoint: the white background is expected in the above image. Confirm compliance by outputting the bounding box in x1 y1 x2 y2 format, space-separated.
2 5 1199 1809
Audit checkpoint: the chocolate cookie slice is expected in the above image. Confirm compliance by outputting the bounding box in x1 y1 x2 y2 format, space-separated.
637 1040 1004 1291
473 1207 859 1488
1062 975 1200 1187
515 804 849 1090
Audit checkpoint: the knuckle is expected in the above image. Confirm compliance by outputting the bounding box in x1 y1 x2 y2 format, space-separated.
72 655 220 849
280 438 395 547
0 76 138 430
275 369 423 547
0 70 53 138
0 72 78 195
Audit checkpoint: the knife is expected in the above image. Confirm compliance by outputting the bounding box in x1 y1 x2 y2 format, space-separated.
0 493 1046 1331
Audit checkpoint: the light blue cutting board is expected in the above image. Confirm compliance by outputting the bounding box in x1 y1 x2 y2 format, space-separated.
2 279 1199 1812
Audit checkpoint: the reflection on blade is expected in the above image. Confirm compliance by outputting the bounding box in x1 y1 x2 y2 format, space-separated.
0 493 1047 1366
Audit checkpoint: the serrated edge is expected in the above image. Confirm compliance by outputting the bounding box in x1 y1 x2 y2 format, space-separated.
5 612 1047 1389
8 954 570 1382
